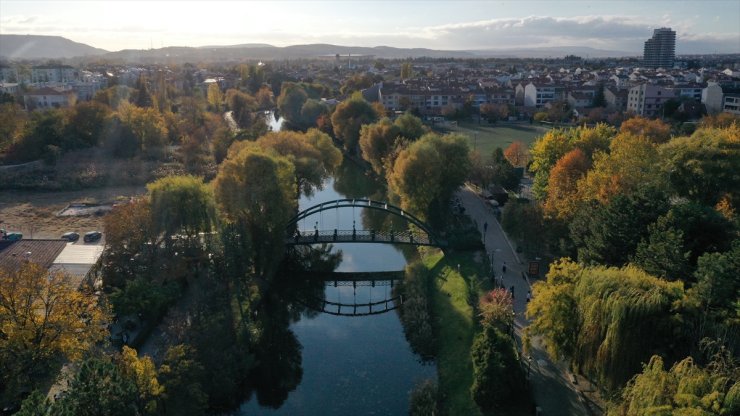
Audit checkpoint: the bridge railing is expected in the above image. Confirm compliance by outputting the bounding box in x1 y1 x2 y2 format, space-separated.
286 229 435 246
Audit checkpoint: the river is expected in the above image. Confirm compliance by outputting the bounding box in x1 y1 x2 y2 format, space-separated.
237 114 435 415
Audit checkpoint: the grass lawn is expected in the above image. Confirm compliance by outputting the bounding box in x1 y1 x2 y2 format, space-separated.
434 121 551 160
421 247 490 416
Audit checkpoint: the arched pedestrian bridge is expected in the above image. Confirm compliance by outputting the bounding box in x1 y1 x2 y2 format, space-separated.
285 199 445 247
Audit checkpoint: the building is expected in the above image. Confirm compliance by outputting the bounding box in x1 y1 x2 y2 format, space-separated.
23 86 77 110
723 94 740 115
524 82 564 108
702 83 724 114
31 65 79 84
643 28 676 69
627 84 676 117
605 87 628 112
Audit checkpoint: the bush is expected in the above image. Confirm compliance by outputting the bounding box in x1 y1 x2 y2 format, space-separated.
109 277 182 320
409 379 440 416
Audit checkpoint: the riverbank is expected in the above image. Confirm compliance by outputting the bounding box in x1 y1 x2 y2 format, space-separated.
421 247 484 416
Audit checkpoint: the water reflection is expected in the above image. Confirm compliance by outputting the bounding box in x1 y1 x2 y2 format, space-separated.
238 160 435 415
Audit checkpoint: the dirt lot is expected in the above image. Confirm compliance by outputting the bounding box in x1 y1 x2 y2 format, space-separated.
0 185 145 240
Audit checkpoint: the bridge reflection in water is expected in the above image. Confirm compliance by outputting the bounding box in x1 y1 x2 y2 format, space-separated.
287 229 436 246
294 271 404 317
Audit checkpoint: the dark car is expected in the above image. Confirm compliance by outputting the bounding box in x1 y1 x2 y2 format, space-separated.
61 232 79 242
83 231 102 243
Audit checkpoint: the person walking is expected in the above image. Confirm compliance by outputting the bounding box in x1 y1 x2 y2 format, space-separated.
526 290 531 303
502 262 507 275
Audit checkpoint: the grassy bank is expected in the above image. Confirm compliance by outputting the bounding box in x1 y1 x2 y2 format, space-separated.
422 247 492 416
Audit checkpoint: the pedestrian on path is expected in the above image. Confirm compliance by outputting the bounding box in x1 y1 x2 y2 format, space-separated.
502 262 507 275
527 290 531 303
510 285 515 299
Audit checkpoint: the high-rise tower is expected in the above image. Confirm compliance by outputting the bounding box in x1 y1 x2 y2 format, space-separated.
643 28 676 69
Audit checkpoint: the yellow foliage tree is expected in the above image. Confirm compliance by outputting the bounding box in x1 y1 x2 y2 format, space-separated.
0 263 108 392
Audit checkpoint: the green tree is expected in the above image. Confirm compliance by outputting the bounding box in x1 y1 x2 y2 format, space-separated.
299 98 328 127
490 147 520 190
609 355 739 416
331 93 379 155
526 260 684 390
213 144 296 278
471 325 525 412
394 112 426 141
0 102 28 153
5 108 64 163
56 356 139 416
632 223 690 281
62 101 111 149
277 82 308 123
660 124 740 207
225 89 258 129
570 188 670 266
159 345 208 416
147 175 216 247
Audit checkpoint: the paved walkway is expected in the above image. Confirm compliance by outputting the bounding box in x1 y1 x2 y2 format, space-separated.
457 186 593 416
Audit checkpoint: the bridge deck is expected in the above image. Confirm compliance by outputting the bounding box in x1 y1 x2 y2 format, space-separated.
286 229 443 247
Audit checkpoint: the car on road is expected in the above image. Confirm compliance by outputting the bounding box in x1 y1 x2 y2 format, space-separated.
61 232 79 242
83 231 102 243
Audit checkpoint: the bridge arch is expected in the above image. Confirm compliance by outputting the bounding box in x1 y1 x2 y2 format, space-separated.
285 199 442 247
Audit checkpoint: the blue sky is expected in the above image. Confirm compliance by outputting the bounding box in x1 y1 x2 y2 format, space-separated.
1 0 738 53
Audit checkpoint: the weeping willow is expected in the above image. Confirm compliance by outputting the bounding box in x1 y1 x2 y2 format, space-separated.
526 260 684 391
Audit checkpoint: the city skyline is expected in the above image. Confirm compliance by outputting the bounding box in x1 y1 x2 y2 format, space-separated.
1 0 739 54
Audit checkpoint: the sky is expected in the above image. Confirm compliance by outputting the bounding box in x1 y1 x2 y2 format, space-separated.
1 0 739 54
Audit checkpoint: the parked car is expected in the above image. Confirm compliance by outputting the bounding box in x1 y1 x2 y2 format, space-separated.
3 232 22 241
83 231 102 243
61 231 79 242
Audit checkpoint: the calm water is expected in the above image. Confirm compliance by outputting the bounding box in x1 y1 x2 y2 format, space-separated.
238 123 435 414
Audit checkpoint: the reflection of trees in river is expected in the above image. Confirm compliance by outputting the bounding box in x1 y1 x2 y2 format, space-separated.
332 160 384 199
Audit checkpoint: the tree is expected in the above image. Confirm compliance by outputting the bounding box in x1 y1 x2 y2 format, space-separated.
299 99 328 128
251 129 341 194
479 288 514 331
55 356 139 416
206 83 223 113
471 325 525 412
0 103 28 152
660 124 740 207
117 103 168 159
339 73 376 96
213 144 296 278
119 346 163 414
62 101 111 149
359 118 401 175
480 103 509 122
134 74 154 108
255 85 274 110
632 223 689 281
388 133 470 223
276 82 308 123
331 93 379 154
503 140 529 168
147 175 216 247
619 117 671 144
609 355 739 416
5 108 64 163
158 345 208 416
0 263 108 396
393 112 426 141
225 89 258 129
401 62 413 80
686 242 740 327
490 147 520 190
543 148 591 220
569 188 670 266
526 260 684 391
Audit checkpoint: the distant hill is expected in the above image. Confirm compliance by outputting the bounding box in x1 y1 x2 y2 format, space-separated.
101 43 477 63
0 34 108 60
470 46 635 58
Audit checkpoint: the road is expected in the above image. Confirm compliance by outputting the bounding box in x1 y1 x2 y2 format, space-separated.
457 186 591 416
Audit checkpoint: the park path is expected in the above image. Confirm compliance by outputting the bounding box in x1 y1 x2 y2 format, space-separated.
457 185 597 416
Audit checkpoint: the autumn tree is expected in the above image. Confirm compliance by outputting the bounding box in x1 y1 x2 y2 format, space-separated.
158 345 208 416
331 93 379 155
480 103 509 122
255 85 274 110
213 144 296 278
490 147 520 190
339 73 377 96
619 116 671 144
119 346 163 414
387 133 470 224
393 112 426 141
359 118 401 175
0 102 27 152
503 140 529 168
0 263 108 398
133 74 154 108
117 102 168 159
400 62 413 80
543 148 591 220
206 83 224 113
